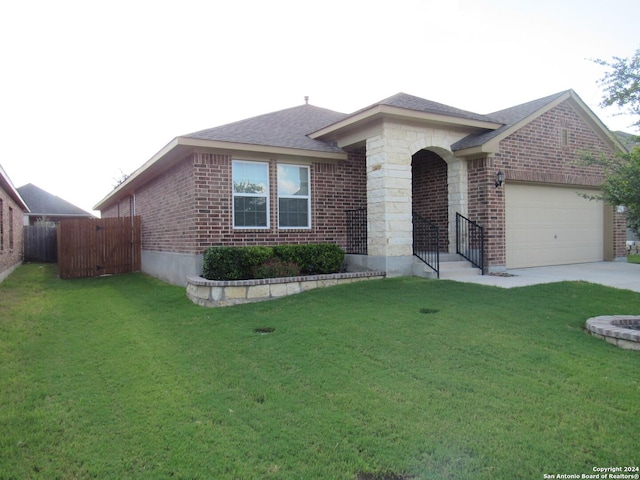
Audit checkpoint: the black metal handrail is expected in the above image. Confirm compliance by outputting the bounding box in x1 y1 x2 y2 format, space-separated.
345 208 367 255
456 213 484 274
413 213 440 278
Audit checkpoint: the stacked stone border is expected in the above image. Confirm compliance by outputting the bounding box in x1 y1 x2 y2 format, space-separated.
187 271 386 307
585 315 640 351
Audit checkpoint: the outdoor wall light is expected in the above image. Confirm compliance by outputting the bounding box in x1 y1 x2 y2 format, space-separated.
495 170 504 188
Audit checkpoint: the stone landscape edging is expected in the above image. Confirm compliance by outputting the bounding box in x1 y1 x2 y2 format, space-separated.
585 315 640 351
186 271 386 307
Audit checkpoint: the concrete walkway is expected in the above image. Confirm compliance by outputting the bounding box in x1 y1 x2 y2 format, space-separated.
450 261 640 292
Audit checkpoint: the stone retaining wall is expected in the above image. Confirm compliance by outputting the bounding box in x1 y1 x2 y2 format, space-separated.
186 271 386 307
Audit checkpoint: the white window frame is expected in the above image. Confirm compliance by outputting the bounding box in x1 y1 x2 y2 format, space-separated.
277 163 311 229
232 160 270 229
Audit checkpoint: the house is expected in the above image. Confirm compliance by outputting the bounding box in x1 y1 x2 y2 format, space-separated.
0 164 29 282
17 183 95 226
95 90 627 286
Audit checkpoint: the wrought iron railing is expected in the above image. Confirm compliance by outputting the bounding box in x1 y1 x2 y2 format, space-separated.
345 208 367 255
413 213 440 278
456 213 484 274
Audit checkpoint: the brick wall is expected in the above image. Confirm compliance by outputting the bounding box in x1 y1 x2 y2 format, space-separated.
468 99 626 267
192 148 367 251
0 186 25 279
412 149 449 250
102 156 197 253
101 147 367 255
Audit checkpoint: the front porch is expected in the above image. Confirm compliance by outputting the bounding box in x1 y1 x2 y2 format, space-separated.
345 208 485 279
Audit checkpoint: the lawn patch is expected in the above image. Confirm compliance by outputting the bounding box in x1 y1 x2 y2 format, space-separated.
1 264 639 479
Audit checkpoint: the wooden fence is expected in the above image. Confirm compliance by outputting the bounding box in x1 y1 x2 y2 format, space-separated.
24 225 58 262
57 217 141 279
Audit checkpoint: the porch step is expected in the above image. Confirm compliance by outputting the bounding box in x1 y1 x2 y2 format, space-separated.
439 259 482 280
413 254 482 280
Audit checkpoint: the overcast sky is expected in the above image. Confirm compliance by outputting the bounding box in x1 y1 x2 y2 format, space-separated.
1 0 638 216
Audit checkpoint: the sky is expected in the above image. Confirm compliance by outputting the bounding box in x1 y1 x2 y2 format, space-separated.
1 0 638 216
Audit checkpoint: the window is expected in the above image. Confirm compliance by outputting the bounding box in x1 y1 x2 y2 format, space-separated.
278 164 310 228
561 128 569 147
232 160 269 228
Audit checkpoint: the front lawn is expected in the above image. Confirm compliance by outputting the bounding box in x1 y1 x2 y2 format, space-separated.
1 264 639 479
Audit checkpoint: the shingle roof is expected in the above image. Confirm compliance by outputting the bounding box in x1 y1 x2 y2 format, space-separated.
18 183 93 217
451 90 570 151
353 92 499 124
184 104 348 153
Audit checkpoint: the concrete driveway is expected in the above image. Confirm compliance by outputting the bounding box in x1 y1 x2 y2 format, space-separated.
453 261 640 292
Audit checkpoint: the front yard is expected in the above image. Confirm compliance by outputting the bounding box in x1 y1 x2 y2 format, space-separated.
1 264 638 479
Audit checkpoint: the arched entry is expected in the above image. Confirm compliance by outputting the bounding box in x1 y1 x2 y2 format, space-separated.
411 149 449 252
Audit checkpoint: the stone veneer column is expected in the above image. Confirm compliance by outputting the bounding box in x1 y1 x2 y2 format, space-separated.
365 125 414 276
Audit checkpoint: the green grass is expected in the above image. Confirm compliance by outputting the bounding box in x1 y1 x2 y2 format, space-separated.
1 264 639 479
628 254 640 264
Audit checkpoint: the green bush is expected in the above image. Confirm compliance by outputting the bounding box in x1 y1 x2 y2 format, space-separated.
202 244 345 280
202 246 273 280
253 259 301 279
273 243 345 274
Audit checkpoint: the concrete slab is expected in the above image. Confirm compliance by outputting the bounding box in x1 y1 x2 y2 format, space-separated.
447 261 640 292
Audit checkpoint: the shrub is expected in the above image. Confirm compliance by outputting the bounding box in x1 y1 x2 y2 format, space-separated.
273 243 345 274
202 243 345 280
253 259 301 279
202 246 273 280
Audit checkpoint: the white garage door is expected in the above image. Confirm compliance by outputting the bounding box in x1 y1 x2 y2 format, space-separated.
505 184 604 268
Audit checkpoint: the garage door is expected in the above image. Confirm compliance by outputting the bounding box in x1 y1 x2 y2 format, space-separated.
505 184 603 268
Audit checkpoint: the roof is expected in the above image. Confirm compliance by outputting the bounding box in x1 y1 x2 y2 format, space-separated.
18 183 93 218
95 89 624 210
0 164 29 212
354 92 498 124
310 92 503 141
451 91 570 151
184 104 348 153
451 90 625 153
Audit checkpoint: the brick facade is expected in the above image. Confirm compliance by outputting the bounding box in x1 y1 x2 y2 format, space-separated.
102 148 367 255
467 100 626 268
412 149 449 251
0 185 25 280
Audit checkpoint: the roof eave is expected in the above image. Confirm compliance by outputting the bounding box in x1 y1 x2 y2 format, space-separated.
94 137 347 211
565 91 628 153
0 164 30 212
453 145 499 157
179 137 347 160
310 104 502 139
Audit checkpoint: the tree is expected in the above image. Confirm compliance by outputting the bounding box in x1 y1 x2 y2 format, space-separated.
594 48 640 131
581 148 640 234
585 48 640 236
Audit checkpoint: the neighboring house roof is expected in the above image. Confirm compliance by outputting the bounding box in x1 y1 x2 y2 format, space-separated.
185 104 348 154
615 130 640 151
18 183 93 219
0 164 29 212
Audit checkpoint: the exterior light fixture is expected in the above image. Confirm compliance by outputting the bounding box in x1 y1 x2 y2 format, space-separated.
495 170 504 188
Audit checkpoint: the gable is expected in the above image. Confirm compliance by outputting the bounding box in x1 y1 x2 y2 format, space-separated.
452 90 625 156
